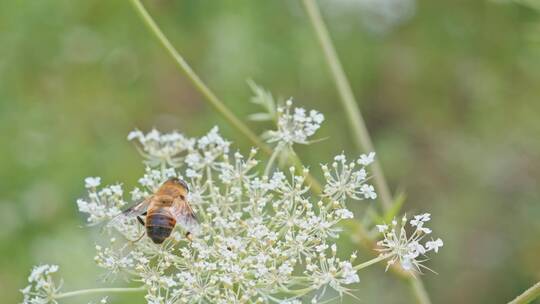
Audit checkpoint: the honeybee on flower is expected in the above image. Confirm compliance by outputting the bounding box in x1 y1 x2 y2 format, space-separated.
21 96 443 304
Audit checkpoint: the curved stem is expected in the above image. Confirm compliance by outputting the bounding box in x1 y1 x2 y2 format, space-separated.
508 281 540 304
128 0 271 156
55 286 145 299
128 0 325 197
301 0 392 212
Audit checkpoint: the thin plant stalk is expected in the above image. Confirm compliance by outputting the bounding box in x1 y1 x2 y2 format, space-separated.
128 0 323 195
409 278 432 304
301 1 431 303
508 281 540 304
55 286 145 299
353 254 389 271
301 0 392 212
264 143 283 177
128 0 270 156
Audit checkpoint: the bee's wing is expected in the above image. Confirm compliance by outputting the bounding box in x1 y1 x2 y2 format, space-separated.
107 197 151 228
171 198 200 235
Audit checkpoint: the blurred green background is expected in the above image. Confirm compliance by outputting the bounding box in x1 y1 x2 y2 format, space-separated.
1 0 540 303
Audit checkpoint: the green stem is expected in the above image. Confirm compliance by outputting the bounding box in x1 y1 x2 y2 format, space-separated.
353 254 388 271
55 286 145 299
508 281 540 304
279 286 315 296
264 144 282 177
128 0 325 197
301 0 392 212
288 147 323 195
409 277 432 304
301 1 432 304
128 0 271 156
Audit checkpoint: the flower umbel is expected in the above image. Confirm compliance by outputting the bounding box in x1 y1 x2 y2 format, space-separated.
376 214 444 273
128 129 195 168
265 99 324 146
21 264 62 304
322 153 377 203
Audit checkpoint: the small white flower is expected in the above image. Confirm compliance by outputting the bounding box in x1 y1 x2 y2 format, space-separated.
340 261 360 284
410 213 432 234
410 213 431 226
335 208 354 219
128 128 195 167
359 184 377 199
357 152 376 166
85 177 101 188
426 238 444 253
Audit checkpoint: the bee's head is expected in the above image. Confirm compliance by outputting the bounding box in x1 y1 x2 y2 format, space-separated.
167 177 189 192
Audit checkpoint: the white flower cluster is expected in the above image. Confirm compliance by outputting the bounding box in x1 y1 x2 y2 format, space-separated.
76 179 126 224
20 264 62 304
72 124 379 303
376 214 444 273
128 129 196 167
305 244 360 300
21 99 443 303
265 99 324 145
322 152 377 203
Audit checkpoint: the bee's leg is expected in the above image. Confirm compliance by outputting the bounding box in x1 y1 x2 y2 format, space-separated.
132 232 145 243
131 216 146 243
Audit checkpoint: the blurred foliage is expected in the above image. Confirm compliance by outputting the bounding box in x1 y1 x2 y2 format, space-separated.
1 0 540 303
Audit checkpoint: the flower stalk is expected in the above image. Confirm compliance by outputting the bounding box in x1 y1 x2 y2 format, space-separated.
353 254 389 271
128 0 325 196
508 281 540 304
301 0 392 212
409 278 432 304
301 1 432 303
263 143 283 177
128 0 270 156
55 286 146 299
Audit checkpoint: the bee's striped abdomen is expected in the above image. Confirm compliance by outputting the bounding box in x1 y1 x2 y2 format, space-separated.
146 209 176 244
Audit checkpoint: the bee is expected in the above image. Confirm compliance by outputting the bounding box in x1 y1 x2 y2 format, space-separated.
110 177 199 244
